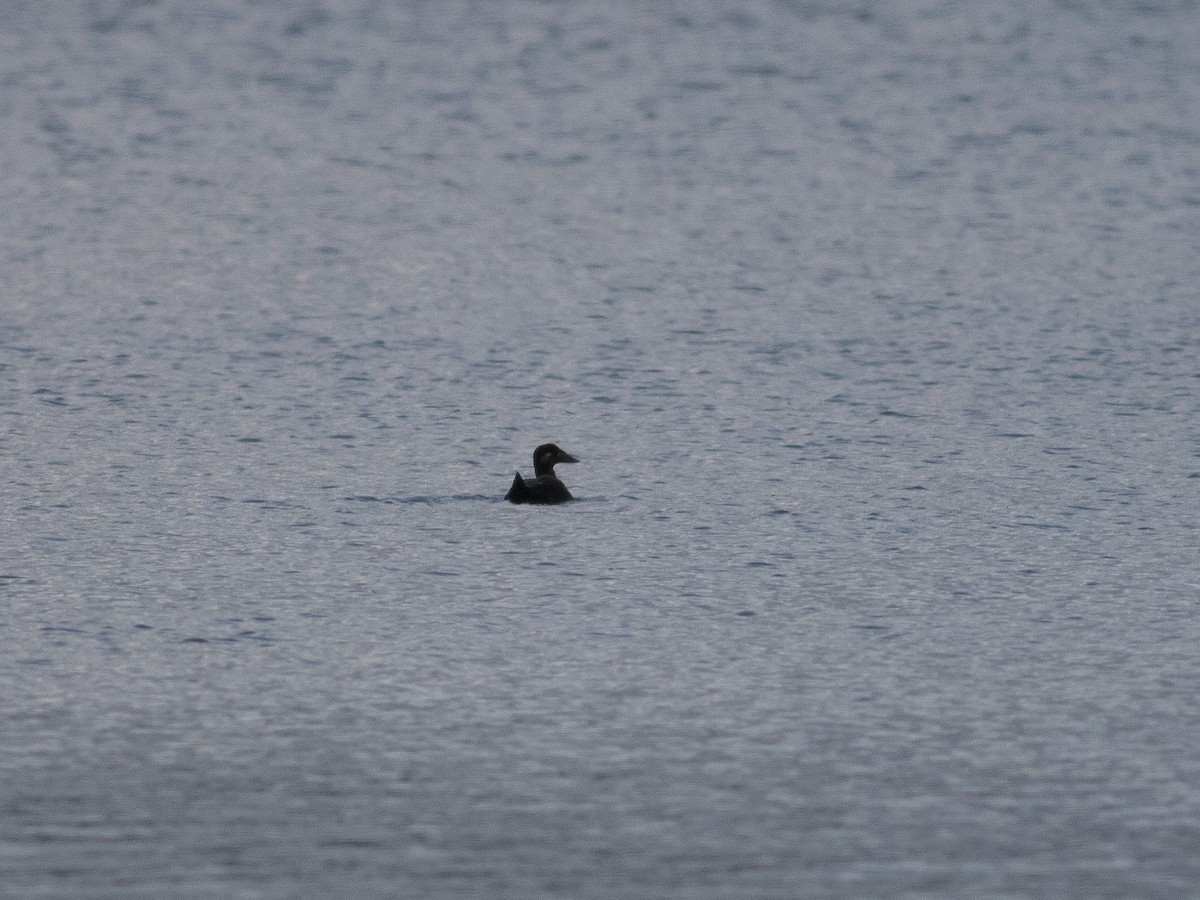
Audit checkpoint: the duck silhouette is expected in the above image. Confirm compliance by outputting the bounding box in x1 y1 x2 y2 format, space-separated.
504 444 579 504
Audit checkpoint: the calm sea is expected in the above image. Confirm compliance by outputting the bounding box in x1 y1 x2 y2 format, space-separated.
3 1 1200 897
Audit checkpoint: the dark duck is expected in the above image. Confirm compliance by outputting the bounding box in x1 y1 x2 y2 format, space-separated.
505 443 579 504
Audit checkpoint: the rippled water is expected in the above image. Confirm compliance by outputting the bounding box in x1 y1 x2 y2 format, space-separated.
3 1 1200 897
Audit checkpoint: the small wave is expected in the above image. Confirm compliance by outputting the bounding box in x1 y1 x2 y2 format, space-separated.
342 493 495 505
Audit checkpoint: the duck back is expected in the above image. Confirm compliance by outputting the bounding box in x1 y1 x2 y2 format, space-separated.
505 472 573 504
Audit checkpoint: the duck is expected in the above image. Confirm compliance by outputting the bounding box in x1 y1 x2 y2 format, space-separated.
504 443 579 504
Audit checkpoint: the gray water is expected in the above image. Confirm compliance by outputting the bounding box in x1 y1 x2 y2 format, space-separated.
3 1 1200 897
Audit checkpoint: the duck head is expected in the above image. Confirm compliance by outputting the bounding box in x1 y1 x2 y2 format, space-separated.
532 443 579 477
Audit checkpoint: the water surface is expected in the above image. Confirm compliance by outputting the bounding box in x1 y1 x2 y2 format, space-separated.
3 1 1200 897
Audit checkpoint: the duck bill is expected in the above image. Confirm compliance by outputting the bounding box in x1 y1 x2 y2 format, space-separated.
558 452 579 464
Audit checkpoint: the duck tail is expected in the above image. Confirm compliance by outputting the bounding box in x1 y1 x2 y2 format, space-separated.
504 472 528 504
